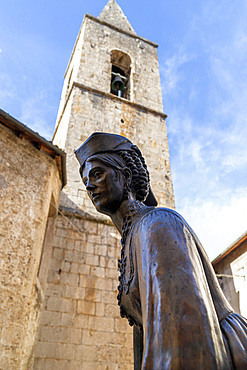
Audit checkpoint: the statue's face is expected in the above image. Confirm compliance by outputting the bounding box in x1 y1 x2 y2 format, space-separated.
82 159 125 216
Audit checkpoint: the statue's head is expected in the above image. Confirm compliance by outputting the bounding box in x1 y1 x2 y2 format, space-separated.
75 132 157 216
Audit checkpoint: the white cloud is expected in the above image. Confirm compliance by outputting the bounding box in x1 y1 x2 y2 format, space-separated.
160 49 195 96
0 69 56 140
20 91 56 139
222 154 247 174
160 0 247 259
178 188 247 260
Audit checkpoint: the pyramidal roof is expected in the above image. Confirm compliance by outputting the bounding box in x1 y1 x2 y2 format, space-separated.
98 0 136 35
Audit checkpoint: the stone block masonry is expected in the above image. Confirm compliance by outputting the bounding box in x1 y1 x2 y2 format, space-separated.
47 2 175 368
53 10 175 216
0 119 64 369
34 211 134 369
56 85 174 217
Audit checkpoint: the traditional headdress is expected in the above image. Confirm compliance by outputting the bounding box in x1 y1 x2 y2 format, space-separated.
75 132 157 206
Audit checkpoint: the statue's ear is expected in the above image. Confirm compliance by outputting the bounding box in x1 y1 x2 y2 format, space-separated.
122 167 132 184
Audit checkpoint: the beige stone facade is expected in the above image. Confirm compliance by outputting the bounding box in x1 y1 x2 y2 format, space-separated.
33 211 133 369
2 2 245 369
53 0 174 215
0 110 66 369
55 86 173 216
34 1 175 368
212 231 247 318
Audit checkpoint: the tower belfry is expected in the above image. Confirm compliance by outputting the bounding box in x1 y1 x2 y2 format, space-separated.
35 1 174 368
53 0 174 214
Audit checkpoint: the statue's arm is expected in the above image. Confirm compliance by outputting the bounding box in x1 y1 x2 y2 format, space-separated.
134 210 229 370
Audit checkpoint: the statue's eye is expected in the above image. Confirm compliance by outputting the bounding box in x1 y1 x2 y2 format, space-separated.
94 171 102 179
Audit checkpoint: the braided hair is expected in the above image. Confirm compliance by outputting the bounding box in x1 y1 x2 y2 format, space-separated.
81 146 150 203
118 146 150 202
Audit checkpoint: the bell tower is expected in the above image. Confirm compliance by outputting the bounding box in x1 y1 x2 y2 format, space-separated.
53 0 174 214
34 1 174 368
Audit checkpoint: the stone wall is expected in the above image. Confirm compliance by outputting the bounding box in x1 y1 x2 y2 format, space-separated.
76 16 163 111
53 13 175 218
0 123 62 369
34 211 133 369
213 239 247 318
55 14 163 128
44 4 174 368
55 85 174 216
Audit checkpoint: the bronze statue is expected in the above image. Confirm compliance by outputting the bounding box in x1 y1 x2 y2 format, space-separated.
75 132 247 369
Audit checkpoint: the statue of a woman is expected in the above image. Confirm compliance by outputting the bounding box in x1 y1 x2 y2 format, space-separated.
75 132 247 369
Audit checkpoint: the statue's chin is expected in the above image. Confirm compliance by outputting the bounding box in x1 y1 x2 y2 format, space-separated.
93 198 122 217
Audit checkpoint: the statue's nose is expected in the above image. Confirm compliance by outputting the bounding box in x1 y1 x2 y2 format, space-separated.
86 181 96 191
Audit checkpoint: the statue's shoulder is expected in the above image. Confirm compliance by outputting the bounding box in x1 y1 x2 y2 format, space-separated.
135 206 201 251
135 206 186 234
140 206 184 223
131 207 192 256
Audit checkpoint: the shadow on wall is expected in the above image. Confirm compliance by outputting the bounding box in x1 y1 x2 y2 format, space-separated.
217 275 241 314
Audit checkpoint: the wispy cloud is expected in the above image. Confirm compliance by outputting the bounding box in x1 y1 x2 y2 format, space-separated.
160 49 195 95
160 0 247 258
179 188 247 260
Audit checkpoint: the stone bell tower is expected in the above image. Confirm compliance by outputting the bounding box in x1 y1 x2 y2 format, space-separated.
34 1 174 368
52 0 174 213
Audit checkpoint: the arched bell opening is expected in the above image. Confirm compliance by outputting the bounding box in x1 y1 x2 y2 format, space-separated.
110 50 131 100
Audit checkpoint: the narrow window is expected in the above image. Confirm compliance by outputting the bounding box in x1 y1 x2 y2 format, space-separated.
110 50 131 100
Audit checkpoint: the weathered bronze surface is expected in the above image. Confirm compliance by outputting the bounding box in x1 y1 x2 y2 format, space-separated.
76 132 247 369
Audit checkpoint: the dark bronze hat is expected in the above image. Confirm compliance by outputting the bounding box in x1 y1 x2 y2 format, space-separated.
75 132 157 206
75 132 133 167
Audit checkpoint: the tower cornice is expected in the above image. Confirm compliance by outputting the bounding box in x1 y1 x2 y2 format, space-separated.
52 81 167 141
74 81 166 118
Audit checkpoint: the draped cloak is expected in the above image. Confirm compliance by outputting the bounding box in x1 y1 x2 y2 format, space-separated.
118 207 247 369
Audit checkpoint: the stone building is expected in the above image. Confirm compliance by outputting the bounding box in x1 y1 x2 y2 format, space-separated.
34 0 174 369
0 109 66 369
212 231 247 318
2 2 244 369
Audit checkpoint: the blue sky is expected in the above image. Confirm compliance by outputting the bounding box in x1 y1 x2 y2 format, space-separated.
1 0 247 259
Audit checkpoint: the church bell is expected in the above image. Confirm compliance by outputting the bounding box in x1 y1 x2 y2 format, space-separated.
111 75 125 96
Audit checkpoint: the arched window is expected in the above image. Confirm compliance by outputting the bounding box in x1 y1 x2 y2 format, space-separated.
110 50 131 100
